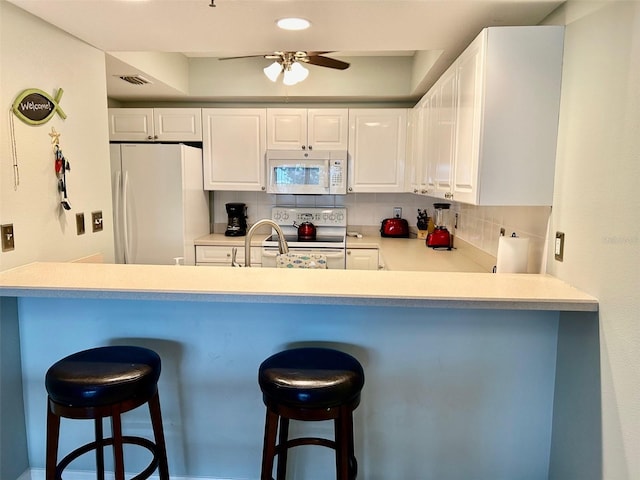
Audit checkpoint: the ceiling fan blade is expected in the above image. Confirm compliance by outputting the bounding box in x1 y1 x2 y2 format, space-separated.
219 54 273 61
305 55 350 70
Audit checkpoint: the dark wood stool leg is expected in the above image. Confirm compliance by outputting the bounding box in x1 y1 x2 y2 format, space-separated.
261 408 279 480
335 408 350 480
275 417 290 480
148 390 170 480
45 400 60 480
111 412 125 480
94 418 105 480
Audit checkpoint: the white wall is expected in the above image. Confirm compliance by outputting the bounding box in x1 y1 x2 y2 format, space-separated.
544 2 640 479
0 1 115 271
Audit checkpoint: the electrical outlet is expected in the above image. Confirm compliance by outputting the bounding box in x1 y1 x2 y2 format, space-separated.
91 211 103 233
76 213 85 235
393 207 402 218
555 232 565 261
1 224 15 252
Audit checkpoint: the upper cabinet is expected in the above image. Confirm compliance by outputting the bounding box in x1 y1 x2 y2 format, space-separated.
202 108 267 191
108 108 202 142
348 109 408 193
415 26 564 206
267 108 348 151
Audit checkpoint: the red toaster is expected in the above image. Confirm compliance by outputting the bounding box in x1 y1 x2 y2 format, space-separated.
380 218 409 238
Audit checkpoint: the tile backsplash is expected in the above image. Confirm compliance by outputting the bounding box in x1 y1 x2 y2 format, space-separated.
212 191 550 272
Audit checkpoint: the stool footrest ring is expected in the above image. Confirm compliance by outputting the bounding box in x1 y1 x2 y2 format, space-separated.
279 436 336 451
55 436 159 480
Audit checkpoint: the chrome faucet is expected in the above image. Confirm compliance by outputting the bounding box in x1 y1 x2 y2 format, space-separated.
244 219 289 267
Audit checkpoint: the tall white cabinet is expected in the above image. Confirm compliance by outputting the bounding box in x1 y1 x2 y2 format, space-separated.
412 26 564 206
202 108 267 191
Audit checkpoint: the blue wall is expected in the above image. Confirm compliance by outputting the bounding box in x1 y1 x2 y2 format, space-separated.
16 297 559 479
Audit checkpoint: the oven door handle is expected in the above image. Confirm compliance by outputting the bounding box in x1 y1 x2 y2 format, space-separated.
261 248 345 258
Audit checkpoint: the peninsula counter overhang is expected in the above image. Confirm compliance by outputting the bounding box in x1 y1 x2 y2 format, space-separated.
0 262 598 312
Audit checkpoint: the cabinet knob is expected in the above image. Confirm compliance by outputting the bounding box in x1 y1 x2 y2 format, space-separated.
261 186 266 191
308 145 313 150
147 135 153 140
301 145 306 150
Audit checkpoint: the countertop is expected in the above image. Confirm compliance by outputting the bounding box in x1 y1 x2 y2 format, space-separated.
0 262 598 311
195 233 492 272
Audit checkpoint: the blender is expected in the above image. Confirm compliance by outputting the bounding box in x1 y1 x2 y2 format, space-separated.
224 203 247 236
426 203 452 249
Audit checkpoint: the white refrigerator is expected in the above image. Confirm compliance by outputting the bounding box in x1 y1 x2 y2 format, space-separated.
109 143 209 265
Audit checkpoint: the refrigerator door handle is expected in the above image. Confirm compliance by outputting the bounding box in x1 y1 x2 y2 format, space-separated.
123 170 131 264
114 170 122 259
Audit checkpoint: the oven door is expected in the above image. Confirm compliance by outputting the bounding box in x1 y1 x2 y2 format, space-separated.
261 247 346 269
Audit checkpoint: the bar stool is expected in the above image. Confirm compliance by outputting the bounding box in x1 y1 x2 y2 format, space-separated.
258 347 365 480
45 346 169 480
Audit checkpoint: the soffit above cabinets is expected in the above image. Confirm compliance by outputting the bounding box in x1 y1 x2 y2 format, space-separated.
7 0 564 103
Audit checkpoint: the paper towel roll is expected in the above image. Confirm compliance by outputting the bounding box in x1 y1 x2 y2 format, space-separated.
496 236 530 273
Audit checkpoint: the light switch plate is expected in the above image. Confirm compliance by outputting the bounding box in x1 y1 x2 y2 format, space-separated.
1 224 15 252
91 211 103 233
555 232 565 261
76 213 85 235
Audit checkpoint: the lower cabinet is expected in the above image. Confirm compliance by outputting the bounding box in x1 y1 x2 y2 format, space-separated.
346 248 381 270
195 245 261 267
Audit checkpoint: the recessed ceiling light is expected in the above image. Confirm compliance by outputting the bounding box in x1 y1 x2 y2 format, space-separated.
277 18 311 31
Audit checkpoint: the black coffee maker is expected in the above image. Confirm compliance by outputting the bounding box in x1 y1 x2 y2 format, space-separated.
225 203 247 236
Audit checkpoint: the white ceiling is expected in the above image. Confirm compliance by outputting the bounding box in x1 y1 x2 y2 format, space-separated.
7 0 564 103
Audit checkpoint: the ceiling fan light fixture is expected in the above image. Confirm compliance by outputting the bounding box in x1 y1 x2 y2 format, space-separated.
276 17 311 31
263 61 282 82
282 62 309 86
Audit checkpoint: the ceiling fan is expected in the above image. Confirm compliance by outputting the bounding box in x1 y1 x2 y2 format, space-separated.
219 51 350 85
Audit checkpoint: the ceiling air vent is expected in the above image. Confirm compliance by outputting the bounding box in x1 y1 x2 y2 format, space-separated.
117 75 151 86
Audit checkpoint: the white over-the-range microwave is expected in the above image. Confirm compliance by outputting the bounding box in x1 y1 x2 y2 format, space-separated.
266 150 347 195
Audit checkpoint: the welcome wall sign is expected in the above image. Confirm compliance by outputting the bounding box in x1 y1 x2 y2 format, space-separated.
12 88 66 125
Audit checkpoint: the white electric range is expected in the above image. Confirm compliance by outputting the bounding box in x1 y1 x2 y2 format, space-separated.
262 207 347 269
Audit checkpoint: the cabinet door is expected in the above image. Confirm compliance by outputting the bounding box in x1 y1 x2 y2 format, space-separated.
307 109 349 150
346 248 380 270
202 108 266 191
406 104 423 194
452 34 484 204
433 70 457 199
266 109 307 150
196 245 261 266
108 108 153 141
153 108 202 141
348 109 407 193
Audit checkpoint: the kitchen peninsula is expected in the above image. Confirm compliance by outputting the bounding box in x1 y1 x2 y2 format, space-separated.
1 262 597 479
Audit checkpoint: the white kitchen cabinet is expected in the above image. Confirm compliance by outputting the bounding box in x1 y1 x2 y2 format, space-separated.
267 108 348 151
346 248 380 270
415 26 564 205
347 109 408 193
195 245 261 267
108 108 202 142
202 108 266 191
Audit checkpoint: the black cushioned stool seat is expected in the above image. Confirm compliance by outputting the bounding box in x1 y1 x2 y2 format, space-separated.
258 347 365 480
45 346 169 480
